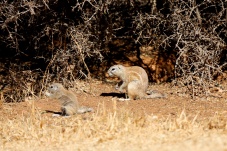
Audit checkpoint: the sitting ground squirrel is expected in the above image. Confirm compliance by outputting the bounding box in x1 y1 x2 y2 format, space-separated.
45 83 93 116
107 64 166 101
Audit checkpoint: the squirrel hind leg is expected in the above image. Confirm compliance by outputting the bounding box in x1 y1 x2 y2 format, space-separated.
61 106 76 116
61 107 70 116
127 80 143 100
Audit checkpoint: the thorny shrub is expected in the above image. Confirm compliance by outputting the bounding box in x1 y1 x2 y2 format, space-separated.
132 0 227 98
170 0 227 97
0 0 226 101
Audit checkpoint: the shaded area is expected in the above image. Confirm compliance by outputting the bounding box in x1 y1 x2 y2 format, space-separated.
100 92 126 98
44 110 62 115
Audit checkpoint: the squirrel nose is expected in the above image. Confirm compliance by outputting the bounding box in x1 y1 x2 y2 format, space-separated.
105 72 110 77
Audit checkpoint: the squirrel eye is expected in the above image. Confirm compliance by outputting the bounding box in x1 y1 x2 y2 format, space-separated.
111 68 115 71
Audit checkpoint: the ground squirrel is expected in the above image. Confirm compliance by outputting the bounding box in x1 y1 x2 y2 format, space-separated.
45 83 93 116
107 64 166 101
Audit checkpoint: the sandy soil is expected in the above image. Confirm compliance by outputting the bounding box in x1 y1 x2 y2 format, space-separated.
1 80 227 151
1 80 227 121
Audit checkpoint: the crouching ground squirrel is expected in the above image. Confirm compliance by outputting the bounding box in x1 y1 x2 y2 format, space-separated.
45 83 93 116
107 64 166 101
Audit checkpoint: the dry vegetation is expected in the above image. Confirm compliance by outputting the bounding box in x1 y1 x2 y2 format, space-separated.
1 106 227 151
1 104 227 151
0 0 226 101
0 0 227 150
1 80 227 151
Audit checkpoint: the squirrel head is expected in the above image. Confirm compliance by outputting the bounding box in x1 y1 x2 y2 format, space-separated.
45 83 65 99
107 64 124 77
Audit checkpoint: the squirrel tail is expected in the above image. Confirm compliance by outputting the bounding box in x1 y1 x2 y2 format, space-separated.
145 90 167 99
77 106 94 114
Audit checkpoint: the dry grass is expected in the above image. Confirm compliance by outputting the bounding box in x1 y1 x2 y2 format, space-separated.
1 99 227 151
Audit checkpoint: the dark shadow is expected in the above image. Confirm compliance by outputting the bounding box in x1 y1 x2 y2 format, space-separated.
43 110 92 118
100 92 126 98
44 110 62 115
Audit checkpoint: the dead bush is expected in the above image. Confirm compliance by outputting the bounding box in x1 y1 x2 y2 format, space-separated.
0 0 104 102
170 0 227 98
0 0 226 101
132 0 226 97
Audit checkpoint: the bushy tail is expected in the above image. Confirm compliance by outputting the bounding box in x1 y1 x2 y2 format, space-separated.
77 106 94 114
145 90 167 99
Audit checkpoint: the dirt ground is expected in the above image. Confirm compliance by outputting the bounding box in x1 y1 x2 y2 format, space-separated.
1 79 227 121
1 79 227 151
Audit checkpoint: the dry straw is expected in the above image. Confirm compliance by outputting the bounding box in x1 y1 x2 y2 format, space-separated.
1 100 227 151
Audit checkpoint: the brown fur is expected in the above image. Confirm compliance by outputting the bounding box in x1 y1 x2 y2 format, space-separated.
107 65 166 101
45 83 93 116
